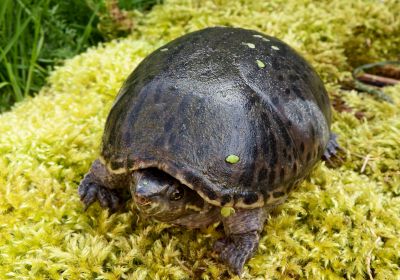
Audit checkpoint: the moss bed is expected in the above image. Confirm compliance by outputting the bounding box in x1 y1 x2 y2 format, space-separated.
1 0 399 279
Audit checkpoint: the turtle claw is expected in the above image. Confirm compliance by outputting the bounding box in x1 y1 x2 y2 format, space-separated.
213 237 229 254
79 182 98 211
213 232 259 275
78 173 124 213
322 133 342 161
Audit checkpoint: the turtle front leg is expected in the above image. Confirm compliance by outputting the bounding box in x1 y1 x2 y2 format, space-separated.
78 159 130 212
215 208 267 275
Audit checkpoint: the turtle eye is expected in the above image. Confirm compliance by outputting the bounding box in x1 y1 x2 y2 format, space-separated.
170 185 185 201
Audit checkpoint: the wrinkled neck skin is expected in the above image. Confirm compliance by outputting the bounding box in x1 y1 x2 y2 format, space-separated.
169 202 220 229
137 198 220 229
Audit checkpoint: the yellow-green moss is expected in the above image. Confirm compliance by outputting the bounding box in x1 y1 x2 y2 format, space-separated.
1 0 400 279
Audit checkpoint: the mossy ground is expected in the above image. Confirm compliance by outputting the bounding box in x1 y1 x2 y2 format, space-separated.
1 0 399 279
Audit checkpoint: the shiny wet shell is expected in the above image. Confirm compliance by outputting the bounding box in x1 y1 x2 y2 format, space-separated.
101 26 332 209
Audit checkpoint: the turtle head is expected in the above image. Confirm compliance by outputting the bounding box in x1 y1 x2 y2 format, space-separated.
131 168 206 223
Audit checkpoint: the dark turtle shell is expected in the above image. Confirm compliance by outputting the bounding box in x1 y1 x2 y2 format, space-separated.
100 26 332 209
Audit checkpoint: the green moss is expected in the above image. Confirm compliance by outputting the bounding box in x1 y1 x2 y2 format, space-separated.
1 0 400 279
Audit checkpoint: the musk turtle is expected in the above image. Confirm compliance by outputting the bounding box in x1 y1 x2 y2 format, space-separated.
78 26 339 275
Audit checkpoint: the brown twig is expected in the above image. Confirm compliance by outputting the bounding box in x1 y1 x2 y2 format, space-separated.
360 154 371 173
372 65 400 80
356 73 399 87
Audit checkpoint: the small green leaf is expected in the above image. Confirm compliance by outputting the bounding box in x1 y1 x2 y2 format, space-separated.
256 60 265 68
242 42 255 48
226 154 240 164
221 207 236 217
252 34 263 38
271 45 280 50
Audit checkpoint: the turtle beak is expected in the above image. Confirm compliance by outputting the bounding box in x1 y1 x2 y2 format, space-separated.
134 193 152 206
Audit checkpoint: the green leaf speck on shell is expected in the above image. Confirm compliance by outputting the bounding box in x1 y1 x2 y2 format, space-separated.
271 46 280 50
221 206 236 217
225 154 240 164
256 60 265 68
242 42 255 48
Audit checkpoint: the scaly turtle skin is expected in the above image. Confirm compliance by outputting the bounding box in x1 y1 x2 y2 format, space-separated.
78 26 339 275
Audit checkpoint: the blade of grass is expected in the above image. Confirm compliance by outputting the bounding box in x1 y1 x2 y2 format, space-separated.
17 4 27 85
24 4 45 97
0 0 10 25
4 60 23 102
75 3 99 53
0 10 32 64
0 82 10 89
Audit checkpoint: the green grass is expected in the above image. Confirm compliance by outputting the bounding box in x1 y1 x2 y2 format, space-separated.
0 0 161 113
0 0 100 112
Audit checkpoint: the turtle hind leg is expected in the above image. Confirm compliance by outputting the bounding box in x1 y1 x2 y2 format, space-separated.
322 133 342 161
215 208 266 275
213 232 260 275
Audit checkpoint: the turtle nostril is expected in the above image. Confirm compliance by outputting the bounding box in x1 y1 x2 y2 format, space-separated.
134 194 151 206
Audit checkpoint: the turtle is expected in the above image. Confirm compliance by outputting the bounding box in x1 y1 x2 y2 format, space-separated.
78 26 340 275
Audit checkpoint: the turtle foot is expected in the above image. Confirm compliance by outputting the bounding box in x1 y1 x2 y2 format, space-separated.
78 173 128 213
213 232 259 275
322 133 341 161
